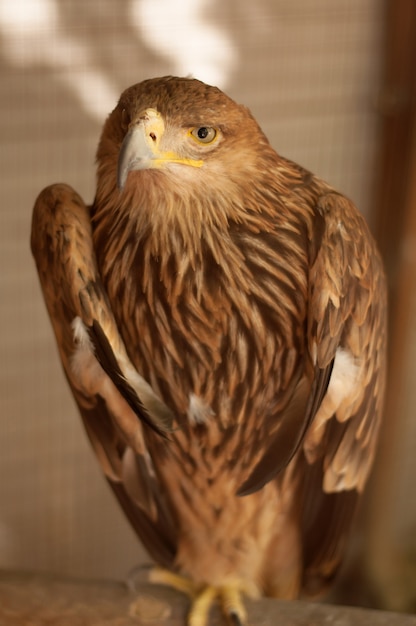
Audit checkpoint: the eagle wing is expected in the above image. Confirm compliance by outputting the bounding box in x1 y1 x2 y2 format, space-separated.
301 192 387 590
304 192 386 492
31 183 177 567
234 190 386 589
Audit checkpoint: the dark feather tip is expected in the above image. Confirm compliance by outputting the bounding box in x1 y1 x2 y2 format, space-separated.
88 320 172 437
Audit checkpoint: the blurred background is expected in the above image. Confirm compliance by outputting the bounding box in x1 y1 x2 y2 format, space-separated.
1 0 415 614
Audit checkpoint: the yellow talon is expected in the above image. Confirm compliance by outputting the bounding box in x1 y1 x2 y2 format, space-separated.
219 585 247 625
146 567 253 626
188 586 218 626
149 566 199 598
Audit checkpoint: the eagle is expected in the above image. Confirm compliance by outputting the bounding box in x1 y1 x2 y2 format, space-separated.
31 76 387 626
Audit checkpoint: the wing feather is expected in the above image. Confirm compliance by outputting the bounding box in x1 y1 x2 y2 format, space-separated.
237 361 333 496
304 193 387 492
300 192 387 588
229 187 385 587
31 183 173 438
31 183 177 567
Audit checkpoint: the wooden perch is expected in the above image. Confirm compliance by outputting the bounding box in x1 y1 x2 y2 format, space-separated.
0 570 415 626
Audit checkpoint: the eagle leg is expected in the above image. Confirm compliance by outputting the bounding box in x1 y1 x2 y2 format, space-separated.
148 567 251 626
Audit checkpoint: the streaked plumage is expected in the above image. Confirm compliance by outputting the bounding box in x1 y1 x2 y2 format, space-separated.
31 76 387 623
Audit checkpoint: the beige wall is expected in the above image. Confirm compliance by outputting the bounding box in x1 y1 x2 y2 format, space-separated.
0 0 391 591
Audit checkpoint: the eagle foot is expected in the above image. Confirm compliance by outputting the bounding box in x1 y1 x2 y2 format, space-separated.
149 567 252 626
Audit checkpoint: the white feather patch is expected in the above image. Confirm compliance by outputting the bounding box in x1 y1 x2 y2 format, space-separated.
304 347 362 464
326 347 361 417
71 317 174 432
187 393 215 425
71 316 92 349
310 347 362 429
70 317 102 389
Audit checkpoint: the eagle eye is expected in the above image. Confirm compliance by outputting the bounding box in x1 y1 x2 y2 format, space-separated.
191 127 217 144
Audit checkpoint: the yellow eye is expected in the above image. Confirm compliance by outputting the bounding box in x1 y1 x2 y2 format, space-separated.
190 126 217 143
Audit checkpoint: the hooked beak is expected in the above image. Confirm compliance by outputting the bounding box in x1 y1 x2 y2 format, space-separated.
117 108 203 190
117 109 162 190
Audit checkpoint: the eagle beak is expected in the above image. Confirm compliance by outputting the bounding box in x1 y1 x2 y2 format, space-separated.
117 108 204 190
117 109 162 190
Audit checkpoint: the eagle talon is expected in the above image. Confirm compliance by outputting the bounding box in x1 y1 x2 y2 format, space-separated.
219 586 248 626
188 584 248 626
227 613 244 626
145 567 250 626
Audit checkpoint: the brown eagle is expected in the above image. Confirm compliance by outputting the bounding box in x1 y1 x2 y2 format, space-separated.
31 76 387 626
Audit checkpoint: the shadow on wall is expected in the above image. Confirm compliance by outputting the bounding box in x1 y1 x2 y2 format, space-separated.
0 0 237 120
